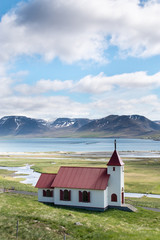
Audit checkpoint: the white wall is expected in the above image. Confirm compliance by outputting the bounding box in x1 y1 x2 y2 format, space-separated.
38 189 54 203
107 166 124 206
54 187 108 210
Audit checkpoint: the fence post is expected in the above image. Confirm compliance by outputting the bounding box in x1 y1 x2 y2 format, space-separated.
64 233 66 240
16 220 19 239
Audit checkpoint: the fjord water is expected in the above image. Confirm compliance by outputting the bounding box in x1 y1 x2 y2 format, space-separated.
0 138 160 153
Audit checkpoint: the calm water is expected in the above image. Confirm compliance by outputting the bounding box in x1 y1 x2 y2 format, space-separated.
0 138 160 153
0 164 41 186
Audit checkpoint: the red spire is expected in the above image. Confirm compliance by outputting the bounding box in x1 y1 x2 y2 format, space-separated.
107 150 124 166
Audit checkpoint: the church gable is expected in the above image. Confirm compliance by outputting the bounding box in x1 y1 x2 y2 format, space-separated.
35 173 56 188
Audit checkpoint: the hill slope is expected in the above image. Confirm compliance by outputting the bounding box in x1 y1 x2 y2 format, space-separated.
77 115 160 137
0 116 49 136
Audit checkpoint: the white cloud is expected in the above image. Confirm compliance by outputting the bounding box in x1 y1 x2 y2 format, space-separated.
0 64 13 97
0 95 90 120
5 70 159 120
0 77 13 97
14 79 74 94
89 94 160 120
14 71 160 95
1 0 160 64
76 71 160 93
1 0 160 121
1 86 160 120
35 79 73 92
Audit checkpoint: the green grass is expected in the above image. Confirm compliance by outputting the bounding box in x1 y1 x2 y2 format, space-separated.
1 152 160 194
124 159 160 194
0 152 160 239
126 197 160 209
0 193 160 240
0 178 36 192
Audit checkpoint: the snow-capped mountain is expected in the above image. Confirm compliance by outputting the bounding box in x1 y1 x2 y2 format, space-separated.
0 116 49 136
77 115 160 137
51 118 91 129
0 114 160 138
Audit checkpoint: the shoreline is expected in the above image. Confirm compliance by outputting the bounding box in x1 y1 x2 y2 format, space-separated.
0 150 160 158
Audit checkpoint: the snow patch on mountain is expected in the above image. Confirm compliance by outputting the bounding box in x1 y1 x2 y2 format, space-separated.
15 117 22 131
54 121 75 128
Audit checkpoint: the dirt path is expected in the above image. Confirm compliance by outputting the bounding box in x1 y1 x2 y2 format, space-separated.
139 206 160 212
0 188 37 196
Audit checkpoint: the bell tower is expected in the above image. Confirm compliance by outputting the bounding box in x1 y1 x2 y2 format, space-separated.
107 140 124 206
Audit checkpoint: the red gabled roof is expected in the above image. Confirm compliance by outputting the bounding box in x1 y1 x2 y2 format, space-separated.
107 150 124 166
51 167 110 190
35 173 56 188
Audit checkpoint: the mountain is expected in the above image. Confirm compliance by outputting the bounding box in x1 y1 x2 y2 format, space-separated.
0 114 160 138
154 121 160 125
0 116 49 136
77 115 160 137
51 118 91 129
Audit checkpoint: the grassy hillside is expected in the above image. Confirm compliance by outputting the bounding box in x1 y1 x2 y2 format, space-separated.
0 152 160 239
0 193 160 240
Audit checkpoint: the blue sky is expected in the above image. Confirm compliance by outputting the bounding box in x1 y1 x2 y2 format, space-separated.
0 0 160 120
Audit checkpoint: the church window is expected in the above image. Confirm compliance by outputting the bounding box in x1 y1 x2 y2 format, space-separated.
111 193 117 202
60 189 71 201
43 189 53 197
113 167 115 171
79 191 90 202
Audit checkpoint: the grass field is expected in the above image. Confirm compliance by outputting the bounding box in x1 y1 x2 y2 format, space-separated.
0 151 160 239
0 152 160 194
0 193 160 240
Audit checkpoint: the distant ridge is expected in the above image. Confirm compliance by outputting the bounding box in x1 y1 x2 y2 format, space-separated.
77 115 160 137
0 116 48 136
0 114 160 139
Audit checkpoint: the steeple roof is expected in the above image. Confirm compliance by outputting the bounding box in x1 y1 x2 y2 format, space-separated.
107 150 124 166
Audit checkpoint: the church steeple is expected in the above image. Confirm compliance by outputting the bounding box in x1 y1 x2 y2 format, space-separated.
107 139 125 206
114 139 117 151
107 140 124 166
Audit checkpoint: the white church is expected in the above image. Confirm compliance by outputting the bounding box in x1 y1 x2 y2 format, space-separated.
35 141 134 211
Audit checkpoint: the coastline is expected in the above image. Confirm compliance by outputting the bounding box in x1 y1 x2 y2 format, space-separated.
0 150 160 158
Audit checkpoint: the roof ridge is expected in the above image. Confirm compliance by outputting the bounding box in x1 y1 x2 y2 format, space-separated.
60 166 106 169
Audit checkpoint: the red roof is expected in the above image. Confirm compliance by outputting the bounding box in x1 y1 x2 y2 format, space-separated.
35 173 56 188
51 167 110 190
107 150 124 166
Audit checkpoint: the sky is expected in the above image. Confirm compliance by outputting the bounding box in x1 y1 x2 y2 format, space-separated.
0 0 160 121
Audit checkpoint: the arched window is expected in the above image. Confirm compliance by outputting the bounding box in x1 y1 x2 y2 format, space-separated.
43 189 53 197
46 190 53 197
83 191 88 202
60 189 71 201
111 193 117 202
79 191 90 202
64 190 70 201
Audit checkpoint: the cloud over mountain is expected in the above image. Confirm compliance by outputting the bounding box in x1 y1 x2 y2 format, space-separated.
1 0 160 121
